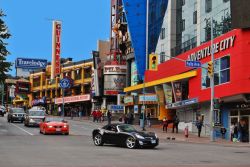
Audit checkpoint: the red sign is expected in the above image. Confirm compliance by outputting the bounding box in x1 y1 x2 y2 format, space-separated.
52 21 62 77
55 94 90 104
55 22 61 75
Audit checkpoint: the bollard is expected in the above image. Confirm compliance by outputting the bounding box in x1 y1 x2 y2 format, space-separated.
184 125 189 138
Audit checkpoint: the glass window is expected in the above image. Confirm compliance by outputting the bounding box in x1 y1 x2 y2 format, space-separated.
201 55 230 89
205 0 212 13
181 19 185 31
193 11 197 24
160 28 165 40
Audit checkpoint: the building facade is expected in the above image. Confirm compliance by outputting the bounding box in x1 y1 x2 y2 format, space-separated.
124 0 250 142
29 58 93 116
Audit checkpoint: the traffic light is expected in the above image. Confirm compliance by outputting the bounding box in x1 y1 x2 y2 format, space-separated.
149 54 158 70
213 98 220 109
207 61 213 77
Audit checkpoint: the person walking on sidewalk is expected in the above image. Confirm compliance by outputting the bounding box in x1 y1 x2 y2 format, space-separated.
146 112 151 128
172 114 179 133
162 117 168 132
107 110 112 125
196 117 203 137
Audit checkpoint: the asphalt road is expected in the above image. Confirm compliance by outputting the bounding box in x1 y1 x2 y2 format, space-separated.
0 115 250 167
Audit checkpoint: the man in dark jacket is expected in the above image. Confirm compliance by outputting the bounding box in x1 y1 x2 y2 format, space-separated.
172 115 179 133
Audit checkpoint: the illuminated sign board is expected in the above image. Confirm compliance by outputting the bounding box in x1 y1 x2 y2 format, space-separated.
15 58 47 69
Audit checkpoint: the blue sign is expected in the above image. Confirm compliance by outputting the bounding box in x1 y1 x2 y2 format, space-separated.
185 61 201 68
109 105 124 111
166 98 198 109
15 58 47 69
59 78 72 89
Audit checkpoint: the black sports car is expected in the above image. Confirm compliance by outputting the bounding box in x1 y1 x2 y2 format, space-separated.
92 123 159 149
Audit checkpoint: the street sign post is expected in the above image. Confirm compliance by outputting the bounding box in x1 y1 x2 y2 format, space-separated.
59 78 73 117
185 61 201 68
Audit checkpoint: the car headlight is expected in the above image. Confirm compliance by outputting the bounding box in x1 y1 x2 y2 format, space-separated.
29 119 35 123
135 134 145 139
63 125 68 128
155 133 158 139
48 125 53 128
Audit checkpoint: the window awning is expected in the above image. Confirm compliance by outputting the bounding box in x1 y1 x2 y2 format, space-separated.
124 70 197 92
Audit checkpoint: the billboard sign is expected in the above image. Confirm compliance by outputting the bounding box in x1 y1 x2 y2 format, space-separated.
15 81 30 94
139 94 158 104
163 83 172 104
15 58 47 69
55 94 90 104
104 75 126 95
104 65 127 75
51 20 62 78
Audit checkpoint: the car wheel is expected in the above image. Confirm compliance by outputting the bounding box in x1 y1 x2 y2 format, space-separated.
93 133 103 146
7 118 10 123
65 132 69 135
39 130 42 134
126 136 136 149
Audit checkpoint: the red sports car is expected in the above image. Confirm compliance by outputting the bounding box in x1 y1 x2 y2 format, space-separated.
39 117 69 135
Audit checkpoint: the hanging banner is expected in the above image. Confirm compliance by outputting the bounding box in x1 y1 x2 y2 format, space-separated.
163 83 172 104
154 85 165 105
172 82 182 102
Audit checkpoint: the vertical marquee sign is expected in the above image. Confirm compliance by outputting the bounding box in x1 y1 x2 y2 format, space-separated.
51 20 62 79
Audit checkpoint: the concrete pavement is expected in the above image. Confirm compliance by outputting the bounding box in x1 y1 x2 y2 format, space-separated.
65 116 250 147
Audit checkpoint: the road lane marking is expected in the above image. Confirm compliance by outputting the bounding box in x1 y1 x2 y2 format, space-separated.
11 123 34 136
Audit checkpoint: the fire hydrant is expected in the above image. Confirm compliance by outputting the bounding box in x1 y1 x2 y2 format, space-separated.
184 125 189 138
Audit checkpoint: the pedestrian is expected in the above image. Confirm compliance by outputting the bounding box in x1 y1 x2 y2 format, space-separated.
123 114 128 124
58 106 61 116
196 117 203 137
237 121 243 142
92 110 97 122
139 112 146 131
220 127 227 139
128 112 134 125
172 114 179 133
230 123 235 141
146 112 151 127
162 117 168 133
107 110 112 125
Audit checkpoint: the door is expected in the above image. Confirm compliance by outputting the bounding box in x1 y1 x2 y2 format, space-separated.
240 116 249 142
103 125 119 144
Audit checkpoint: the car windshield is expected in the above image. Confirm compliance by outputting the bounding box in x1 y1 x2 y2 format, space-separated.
12 108 25 113
118 124 137 132
28 110 45 116
45 117 64 122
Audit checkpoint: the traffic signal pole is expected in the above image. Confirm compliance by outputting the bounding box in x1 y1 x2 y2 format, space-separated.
210 17 215 142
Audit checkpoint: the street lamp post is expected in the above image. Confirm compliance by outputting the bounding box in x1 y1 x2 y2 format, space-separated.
210 17 215 142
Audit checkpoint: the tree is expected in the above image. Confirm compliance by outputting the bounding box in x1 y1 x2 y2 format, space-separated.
0 9 11 83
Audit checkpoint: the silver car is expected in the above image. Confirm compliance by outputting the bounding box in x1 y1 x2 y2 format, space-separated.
24 109 46 127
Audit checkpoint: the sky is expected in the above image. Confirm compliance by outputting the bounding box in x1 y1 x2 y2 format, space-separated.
1 0 110 76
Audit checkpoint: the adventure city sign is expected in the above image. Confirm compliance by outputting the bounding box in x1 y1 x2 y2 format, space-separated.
187 35 236 61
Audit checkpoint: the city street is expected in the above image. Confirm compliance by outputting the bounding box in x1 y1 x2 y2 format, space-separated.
0 116 250 167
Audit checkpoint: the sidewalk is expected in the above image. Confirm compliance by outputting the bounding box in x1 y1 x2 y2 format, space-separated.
67 116 250 147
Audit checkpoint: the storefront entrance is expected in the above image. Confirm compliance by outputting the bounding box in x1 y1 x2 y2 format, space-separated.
230 109 250 142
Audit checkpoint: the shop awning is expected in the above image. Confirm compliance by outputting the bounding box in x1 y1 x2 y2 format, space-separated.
124 70 197 93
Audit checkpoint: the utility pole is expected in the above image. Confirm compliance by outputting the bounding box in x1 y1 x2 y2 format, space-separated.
210 17 215 142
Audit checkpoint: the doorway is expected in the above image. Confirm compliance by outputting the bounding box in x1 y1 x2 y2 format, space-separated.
240 116 249 142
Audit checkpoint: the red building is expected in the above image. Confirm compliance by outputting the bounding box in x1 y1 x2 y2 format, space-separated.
125 29 250 142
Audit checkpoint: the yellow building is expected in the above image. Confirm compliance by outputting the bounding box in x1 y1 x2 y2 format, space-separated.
29 58 93 116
